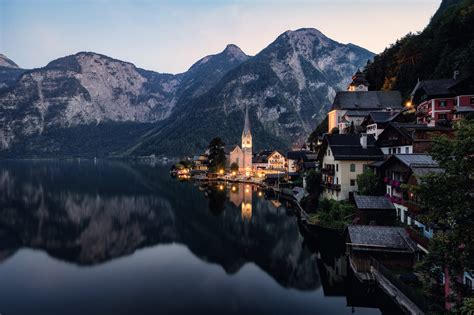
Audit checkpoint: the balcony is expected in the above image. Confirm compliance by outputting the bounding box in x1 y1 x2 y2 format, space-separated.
321 167 335 175
405 200 424 214
321 181 341 191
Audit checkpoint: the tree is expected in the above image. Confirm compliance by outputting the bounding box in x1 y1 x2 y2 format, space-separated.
305 170 321 195
208 137 226 172
416 119 474 310
230 162 239 173
357 169 381 195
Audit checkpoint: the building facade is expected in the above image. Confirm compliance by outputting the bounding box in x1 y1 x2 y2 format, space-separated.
318 134 384 201
229 106 253 173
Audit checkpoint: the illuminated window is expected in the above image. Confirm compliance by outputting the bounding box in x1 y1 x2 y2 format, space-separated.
350 164 356 172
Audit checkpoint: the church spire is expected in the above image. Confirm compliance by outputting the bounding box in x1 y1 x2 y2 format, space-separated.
242 105 251 136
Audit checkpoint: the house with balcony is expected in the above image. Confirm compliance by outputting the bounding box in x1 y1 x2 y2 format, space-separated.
375 122 453 155
375 154 444 245
318 134 384 201
411 73 474 125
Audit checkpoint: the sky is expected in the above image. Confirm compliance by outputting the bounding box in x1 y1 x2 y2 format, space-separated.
1 0 441 74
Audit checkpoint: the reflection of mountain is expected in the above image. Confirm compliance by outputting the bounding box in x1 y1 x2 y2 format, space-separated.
0 161 319 290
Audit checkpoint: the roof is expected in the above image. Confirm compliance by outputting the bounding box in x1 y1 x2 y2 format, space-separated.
347 225 418 252
349 69 369 87
376 122 453 145
410 78 458 97
287 150 313 160
323 134 384 161
331 91 403 111
354 195 395 210
392 154 439 167
224 144 241 154
411 167 445 177
366 111 401 124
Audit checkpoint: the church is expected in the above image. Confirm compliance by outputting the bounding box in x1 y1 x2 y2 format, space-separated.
228 106 253 175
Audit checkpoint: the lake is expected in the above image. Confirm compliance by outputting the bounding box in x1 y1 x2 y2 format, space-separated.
0 161 401 314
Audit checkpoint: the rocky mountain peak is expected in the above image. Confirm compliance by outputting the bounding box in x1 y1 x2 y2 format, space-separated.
0 54 19 69
222 44 248 60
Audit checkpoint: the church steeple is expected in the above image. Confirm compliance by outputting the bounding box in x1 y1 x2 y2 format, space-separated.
241 105 252 151
242 105 251 137
348 68 369 91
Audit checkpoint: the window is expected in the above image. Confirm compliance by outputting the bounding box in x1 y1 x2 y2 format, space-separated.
471 97 474 105
350 164 356 172
454 98 457 106
336 164 338 172
439 100 447 107
438 113 447 120
405 147 409 154
350 179 356 186
397 148 401 154
466 277 473 291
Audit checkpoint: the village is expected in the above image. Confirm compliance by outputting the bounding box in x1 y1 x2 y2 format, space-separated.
172 69 474 314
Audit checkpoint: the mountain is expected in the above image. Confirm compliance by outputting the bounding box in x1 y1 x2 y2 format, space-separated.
0 54 19 68
364 0 474 97
0 54 26 91
126 28 374 156
0 28 373 158
0 47 249 157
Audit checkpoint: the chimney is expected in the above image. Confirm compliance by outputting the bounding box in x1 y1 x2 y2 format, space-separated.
453 70 460 80
360 133 367 149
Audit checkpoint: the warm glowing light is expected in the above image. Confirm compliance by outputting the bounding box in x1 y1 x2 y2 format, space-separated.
218 184 224 190
245 188 250 193
231 186 237 192
219 169 224 175
232 171 236 176
405 101 412 108
241 202 252 221
258 191 263 197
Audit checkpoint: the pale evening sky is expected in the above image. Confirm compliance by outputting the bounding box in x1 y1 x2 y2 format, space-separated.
0 0 441 74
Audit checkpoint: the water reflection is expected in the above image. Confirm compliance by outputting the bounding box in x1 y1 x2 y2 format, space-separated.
0 161 398 314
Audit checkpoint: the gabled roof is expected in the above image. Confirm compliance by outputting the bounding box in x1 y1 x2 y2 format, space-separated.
378 154 444 176
287 150 313 160
410 78 458 97
331 91 403 111
375 122 453 145
366 111 401 124
322 134 384 161
267 150 286 159
392 154 438 167
354 196 395 210
347 225 418 252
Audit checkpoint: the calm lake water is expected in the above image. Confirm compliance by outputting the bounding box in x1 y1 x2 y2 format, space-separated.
0 161 401 315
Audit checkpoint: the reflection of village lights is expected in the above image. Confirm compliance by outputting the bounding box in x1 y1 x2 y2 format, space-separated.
231 186 237 192
218 184 224 190
258 191 263 197
241 202 252 221
245 188 250 193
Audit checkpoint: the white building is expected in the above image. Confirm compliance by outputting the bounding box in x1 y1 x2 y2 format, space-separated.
229 106 253 174
318 134 384 201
